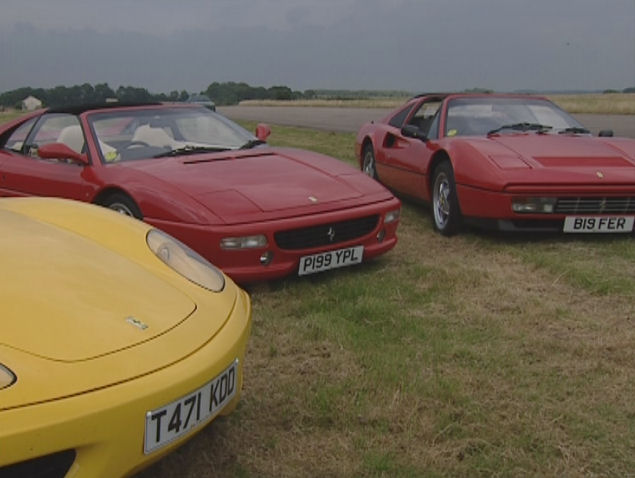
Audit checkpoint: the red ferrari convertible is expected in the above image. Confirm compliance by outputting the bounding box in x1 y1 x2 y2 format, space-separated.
0 103 400 282
356 93 635 235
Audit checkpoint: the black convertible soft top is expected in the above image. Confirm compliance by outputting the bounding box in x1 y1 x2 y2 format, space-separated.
46 101 163 115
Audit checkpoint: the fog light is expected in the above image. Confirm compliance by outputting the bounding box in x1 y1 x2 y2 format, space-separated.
384 208 400 224
260 251 274 265
512 197 556 214
376 229 386 242
220 234 268 250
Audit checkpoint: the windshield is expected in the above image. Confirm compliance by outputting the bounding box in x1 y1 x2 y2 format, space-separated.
87 105 257 162
445 97 585 137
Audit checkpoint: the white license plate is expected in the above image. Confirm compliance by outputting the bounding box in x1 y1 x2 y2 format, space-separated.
144 359 238 454
298 245 364 276
563 216 634 233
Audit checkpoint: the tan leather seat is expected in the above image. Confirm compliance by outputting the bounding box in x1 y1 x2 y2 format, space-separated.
132 125 175 148
56 125 85 153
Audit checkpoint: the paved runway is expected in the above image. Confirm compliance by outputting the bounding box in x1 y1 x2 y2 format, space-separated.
219 105 635 138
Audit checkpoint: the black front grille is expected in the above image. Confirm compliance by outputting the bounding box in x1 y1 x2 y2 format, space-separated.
0 450 76 478
555 197 635 214
275 215 379 250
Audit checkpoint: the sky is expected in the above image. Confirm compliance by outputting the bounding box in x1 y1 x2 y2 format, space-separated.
0 0 633 95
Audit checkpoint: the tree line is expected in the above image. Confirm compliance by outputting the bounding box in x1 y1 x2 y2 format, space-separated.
2 82 632 110
0 82 313 109
0 82 418 109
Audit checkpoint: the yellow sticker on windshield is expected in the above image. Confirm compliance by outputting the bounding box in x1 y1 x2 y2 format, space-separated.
447 129 458 137
105 150 119 162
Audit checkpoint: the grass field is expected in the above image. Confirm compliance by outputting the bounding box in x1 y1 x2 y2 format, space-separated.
0 108 632 477
135 123 635 478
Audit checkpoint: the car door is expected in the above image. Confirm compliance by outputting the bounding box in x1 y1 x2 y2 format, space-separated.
0 113 96 201
381 99 441 199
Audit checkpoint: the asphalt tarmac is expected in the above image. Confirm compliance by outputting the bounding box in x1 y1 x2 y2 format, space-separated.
219 105 635 138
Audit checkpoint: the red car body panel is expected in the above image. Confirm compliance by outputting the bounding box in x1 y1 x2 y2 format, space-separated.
0 104 400 282
356 93 635 233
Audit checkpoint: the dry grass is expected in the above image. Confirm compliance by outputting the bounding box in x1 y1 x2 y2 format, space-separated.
548 93 635 115
239 98 408 109
240 93 635 115
0 109 23 123
136 125 635 478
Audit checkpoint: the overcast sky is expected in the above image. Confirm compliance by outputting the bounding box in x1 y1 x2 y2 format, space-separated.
1 0 633 94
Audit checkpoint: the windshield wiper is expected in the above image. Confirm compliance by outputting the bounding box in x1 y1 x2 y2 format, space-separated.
558 127 590 135
239 139 266 150
153 145 230 158
487 123 553 135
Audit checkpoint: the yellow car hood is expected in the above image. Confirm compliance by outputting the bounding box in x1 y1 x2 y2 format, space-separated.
1 209 196 362
1 199 244 409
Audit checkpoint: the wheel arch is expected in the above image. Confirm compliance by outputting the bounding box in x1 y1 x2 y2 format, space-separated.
426 149 452 201
359 136 375 167
93 187 140 210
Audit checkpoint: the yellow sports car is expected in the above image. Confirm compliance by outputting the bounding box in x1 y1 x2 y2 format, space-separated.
0 198 252 477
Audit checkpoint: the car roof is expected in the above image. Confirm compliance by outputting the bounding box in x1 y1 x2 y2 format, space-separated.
410 92 548 100
411 92 452 99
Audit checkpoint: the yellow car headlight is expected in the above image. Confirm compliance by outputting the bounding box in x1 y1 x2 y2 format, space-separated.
146 229 225 292
0 363 16 389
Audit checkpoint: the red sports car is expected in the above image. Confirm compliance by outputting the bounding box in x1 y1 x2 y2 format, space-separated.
356 93 635 235
0 103 400 282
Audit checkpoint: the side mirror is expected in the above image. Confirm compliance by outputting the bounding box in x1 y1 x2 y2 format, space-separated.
255 123 271 142
598 129 614 137
38 143 89 165
401 124 428 142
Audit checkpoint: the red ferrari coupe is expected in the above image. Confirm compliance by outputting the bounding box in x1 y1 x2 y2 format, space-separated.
356 93 635 235
0 103 400 282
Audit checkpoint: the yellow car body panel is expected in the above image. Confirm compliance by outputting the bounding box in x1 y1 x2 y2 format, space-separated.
0 198 252 477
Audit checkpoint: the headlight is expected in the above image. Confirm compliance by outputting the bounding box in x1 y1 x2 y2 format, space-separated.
147 229 225 292
512 197 556 214
0 363 16 389
220 234 268 250
384 208 401 224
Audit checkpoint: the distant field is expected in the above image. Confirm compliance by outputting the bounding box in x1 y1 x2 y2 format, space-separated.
549 93 635 114
2 93 632 121
241 93 635 115
0 110 22 123
137 123 635 478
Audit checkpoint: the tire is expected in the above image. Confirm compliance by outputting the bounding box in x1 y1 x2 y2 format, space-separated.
362 143 378 179
431 161 462 236
102 193 143 219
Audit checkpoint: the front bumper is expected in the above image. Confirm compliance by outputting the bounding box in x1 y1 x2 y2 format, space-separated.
457 184 635 234
151 198 401 283
0 288 252 478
